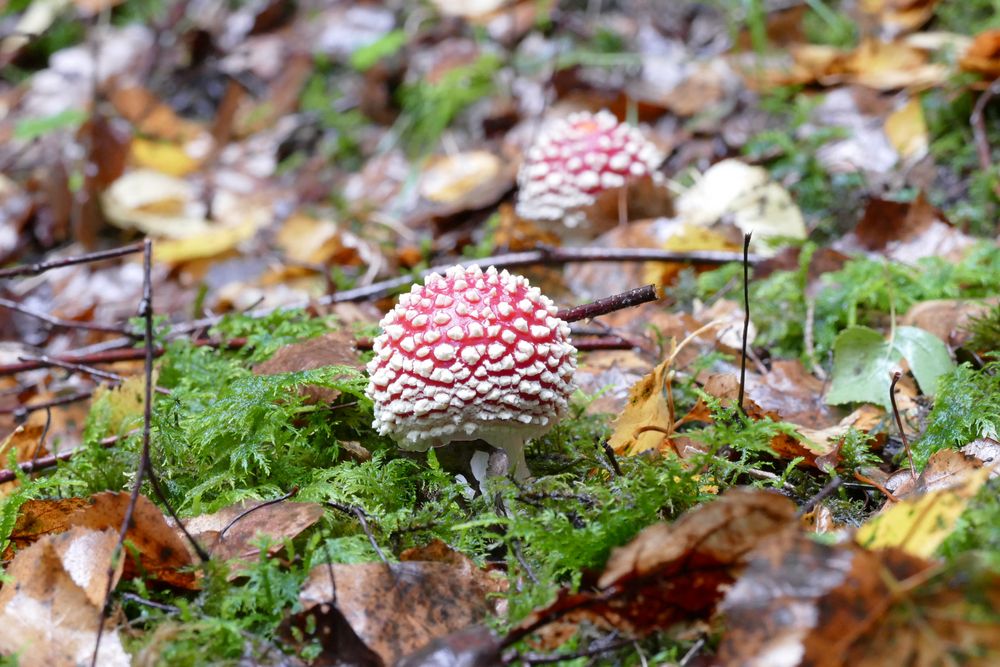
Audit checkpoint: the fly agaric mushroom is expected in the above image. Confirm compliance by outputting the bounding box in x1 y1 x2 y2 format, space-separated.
515 110 664 227
365 264 577 479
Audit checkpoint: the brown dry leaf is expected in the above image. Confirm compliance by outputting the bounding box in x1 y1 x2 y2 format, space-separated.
902 298 997 348
836 39 950 90
181 499 324 562
607 352 677 456
887 446 995 498
274 214 362 268
253 330 363 405
644 222 741 287
0 526 130 666
4 497 90 558
513 489 796 647
836 192 974 263
109 86 206 143
883 97 928 161
71 492 196 588
574 349 654 416
131 137 201 177
0 423 48 465
718 528 1000 666
861 0 940 37
960 29 1000 78
298 545 507 665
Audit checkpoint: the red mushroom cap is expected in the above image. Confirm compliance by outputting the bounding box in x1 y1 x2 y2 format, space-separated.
366 264 577 477
515 110 664 224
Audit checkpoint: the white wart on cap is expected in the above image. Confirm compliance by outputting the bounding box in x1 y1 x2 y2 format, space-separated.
365 264 577 478
516 110 664 226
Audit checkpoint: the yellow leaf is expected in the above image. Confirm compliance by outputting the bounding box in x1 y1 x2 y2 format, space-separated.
608 354 676 456
856 467 991 558
131 137 201 177
154 219 257 263
884 98 929 161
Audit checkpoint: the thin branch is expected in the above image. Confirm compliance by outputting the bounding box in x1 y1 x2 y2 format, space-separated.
556 284 660 323
93 239 154 667
320 247 756 306
5 390 94 420
16 355 172 395
0 298 134 335
0 242 144 280
600 440 623 477
796 475 844 517
971 76 1000 173
328 502 390 566
736 233 752 416
889 371 917 479
0 432 134 484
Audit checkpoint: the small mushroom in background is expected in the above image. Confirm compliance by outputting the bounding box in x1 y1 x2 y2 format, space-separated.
515 110 666 232
365 264 577 481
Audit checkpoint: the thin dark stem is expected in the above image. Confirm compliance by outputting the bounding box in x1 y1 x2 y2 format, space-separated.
0 242 144 280
601 440 623 477
28 406 52 470
889 371 917 479
971 76 1000 173
0 337 247 377
219 488 299 540
796 475 843 517
121 592 180 614
7 390 94 420
320 247 754 306
145 465 211 563
93 239 154 667
736 233 752 416
328 502 389 566
514 638 633 665
19 355 125 383
0 297 134 335
0 432 130 484
556 284 660 323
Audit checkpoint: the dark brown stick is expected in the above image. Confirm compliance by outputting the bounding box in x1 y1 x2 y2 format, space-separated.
5 390 94 419
971 76 1000 172
796 475 844 517
0 432 127 484
0 242 144 280
0 298 135 335
93 240 154 666
328 502 389 566
18 355 125 383
556 284 660 323
889 371 917 478
736 233 752 416
320 247 755 306
0 337 247 376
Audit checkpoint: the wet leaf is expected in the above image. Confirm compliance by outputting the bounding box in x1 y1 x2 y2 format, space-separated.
181 499 324 562
826 325 954 411
608 353 676 456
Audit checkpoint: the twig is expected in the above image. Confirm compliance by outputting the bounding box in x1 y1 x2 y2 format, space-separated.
27 406 52 471
145 465 211 563
796 475 844 517
6 390 94 420
121 592 180 614
328 502 390 566
0 432 133 484
804 295 825 380
17 355 172 395
971 76 1000 173
514 638 633 665
219 487 299 541
679 638 706 667
600 440 622 477
556 284 660 323
0 242 144 280
0 297 134 335
889 371 917 479
320 247 755 305
0 337 247 376
736 233 752 416
853 468 900 503
93 239 155 667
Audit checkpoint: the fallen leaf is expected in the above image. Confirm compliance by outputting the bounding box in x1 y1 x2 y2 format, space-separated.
960 29 1000 78
0 526 130 666
299 547 506 665
675 159 806 255
857 466 992 558
253 331 363 405
181 499 324 562
109 86 206 143
901 298 997 348
718 529 1000 666
883 97 928 161
513 489 796 645
4 497 89 558
861 0 941 37
0 423 48 465
130 137 202 177
608 352 677 456
826 325 954 412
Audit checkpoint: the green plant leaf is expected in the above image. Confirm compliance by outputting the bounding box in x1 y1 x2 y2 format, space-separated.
826 325 954 411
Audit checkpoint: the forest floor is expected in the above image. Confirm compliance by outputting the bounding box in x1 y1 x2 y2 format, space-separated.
0 0 999 665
